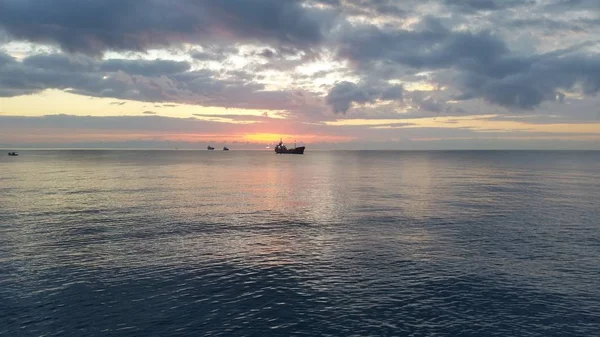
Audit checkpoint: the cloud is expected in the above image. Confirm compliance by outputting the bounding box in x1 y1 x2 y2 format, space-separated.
190 45 239 62
443 0 534 13
544 0 600 12
0 52 322 113
339 0 407 17
100 59 191 76
510 18 587 33
337 16 600 109
0 52 189 98
409 91 445 113
326 81 403 113
0 50 15 67
456 52 600 109
338 20 508 73
0 0 336 55
142 111 157 115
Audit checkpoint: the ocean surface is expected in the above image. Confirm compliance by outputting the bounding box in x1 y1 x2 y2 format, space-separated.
1 150 599 336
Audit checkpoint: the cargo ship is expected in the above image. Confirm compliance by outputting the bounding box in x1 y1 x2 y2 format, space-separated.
274 139 305 154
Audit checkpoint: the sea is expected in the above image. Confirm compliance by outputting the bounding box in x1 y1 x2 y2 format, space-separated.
1 150 599 336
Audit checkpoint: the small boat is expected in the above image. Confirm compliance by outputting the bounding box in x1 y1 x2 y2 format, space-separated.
223 147 229 151
8 152 18 156
274 139 305 154
207 146 214 150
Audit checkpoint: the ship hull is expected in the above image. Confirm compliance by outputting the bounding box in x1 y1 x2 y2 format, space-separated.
275 146 305 154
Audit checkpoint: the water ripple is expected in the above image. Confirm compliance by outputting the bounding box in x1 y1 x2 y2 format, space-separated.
1 150 599 336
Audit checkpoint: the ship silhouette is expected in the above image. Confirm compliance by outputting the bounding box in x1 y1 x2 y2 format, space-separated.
274 139 304 154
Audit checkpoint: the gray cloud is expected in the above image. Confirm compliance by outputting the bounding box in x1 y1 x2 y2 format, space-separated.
0 52 94 97
510 18 586 33
443 0 534 13
0 51 323 114
338 20 508 73
191 45 239 62
0 50 13 67
100 59 190 76
326 81 403 113
0 52 188 97
22 53 96 72
0 0 335 55
456 51 600 109
409 91 445 113
337 16 600 109
544 0 600 12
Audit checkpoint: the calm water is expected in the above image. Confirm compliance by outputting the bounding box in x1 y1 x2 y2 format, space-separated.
1 150 599 336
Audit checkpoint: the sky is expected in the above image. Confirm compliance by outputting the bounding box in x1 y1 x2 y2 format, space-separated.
0 0 599 149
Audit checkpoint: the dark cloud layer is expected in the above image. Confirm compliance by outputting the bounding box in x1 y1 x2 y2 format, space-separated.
458 53 600 109
0 52 189 98
336 17 600 110
0 0 335 55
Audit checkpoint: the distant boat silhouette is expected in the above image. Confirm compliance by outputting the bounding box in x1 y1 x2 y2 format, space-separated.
207 146 214 150
274 139 304 154
8 152 18 156
223 147 229 151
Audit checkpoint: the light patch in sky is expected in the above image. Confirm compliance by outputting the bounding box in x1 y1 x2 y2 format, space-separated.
0 90 278 119
103 48 193 63
1 41 57 59
296 58 338 76
403 82 439 92
327 115 600 135
259 70 296 91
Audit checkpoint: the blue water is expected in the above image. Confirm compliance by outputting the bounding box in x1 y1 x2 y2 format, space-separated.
1 150 599 336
